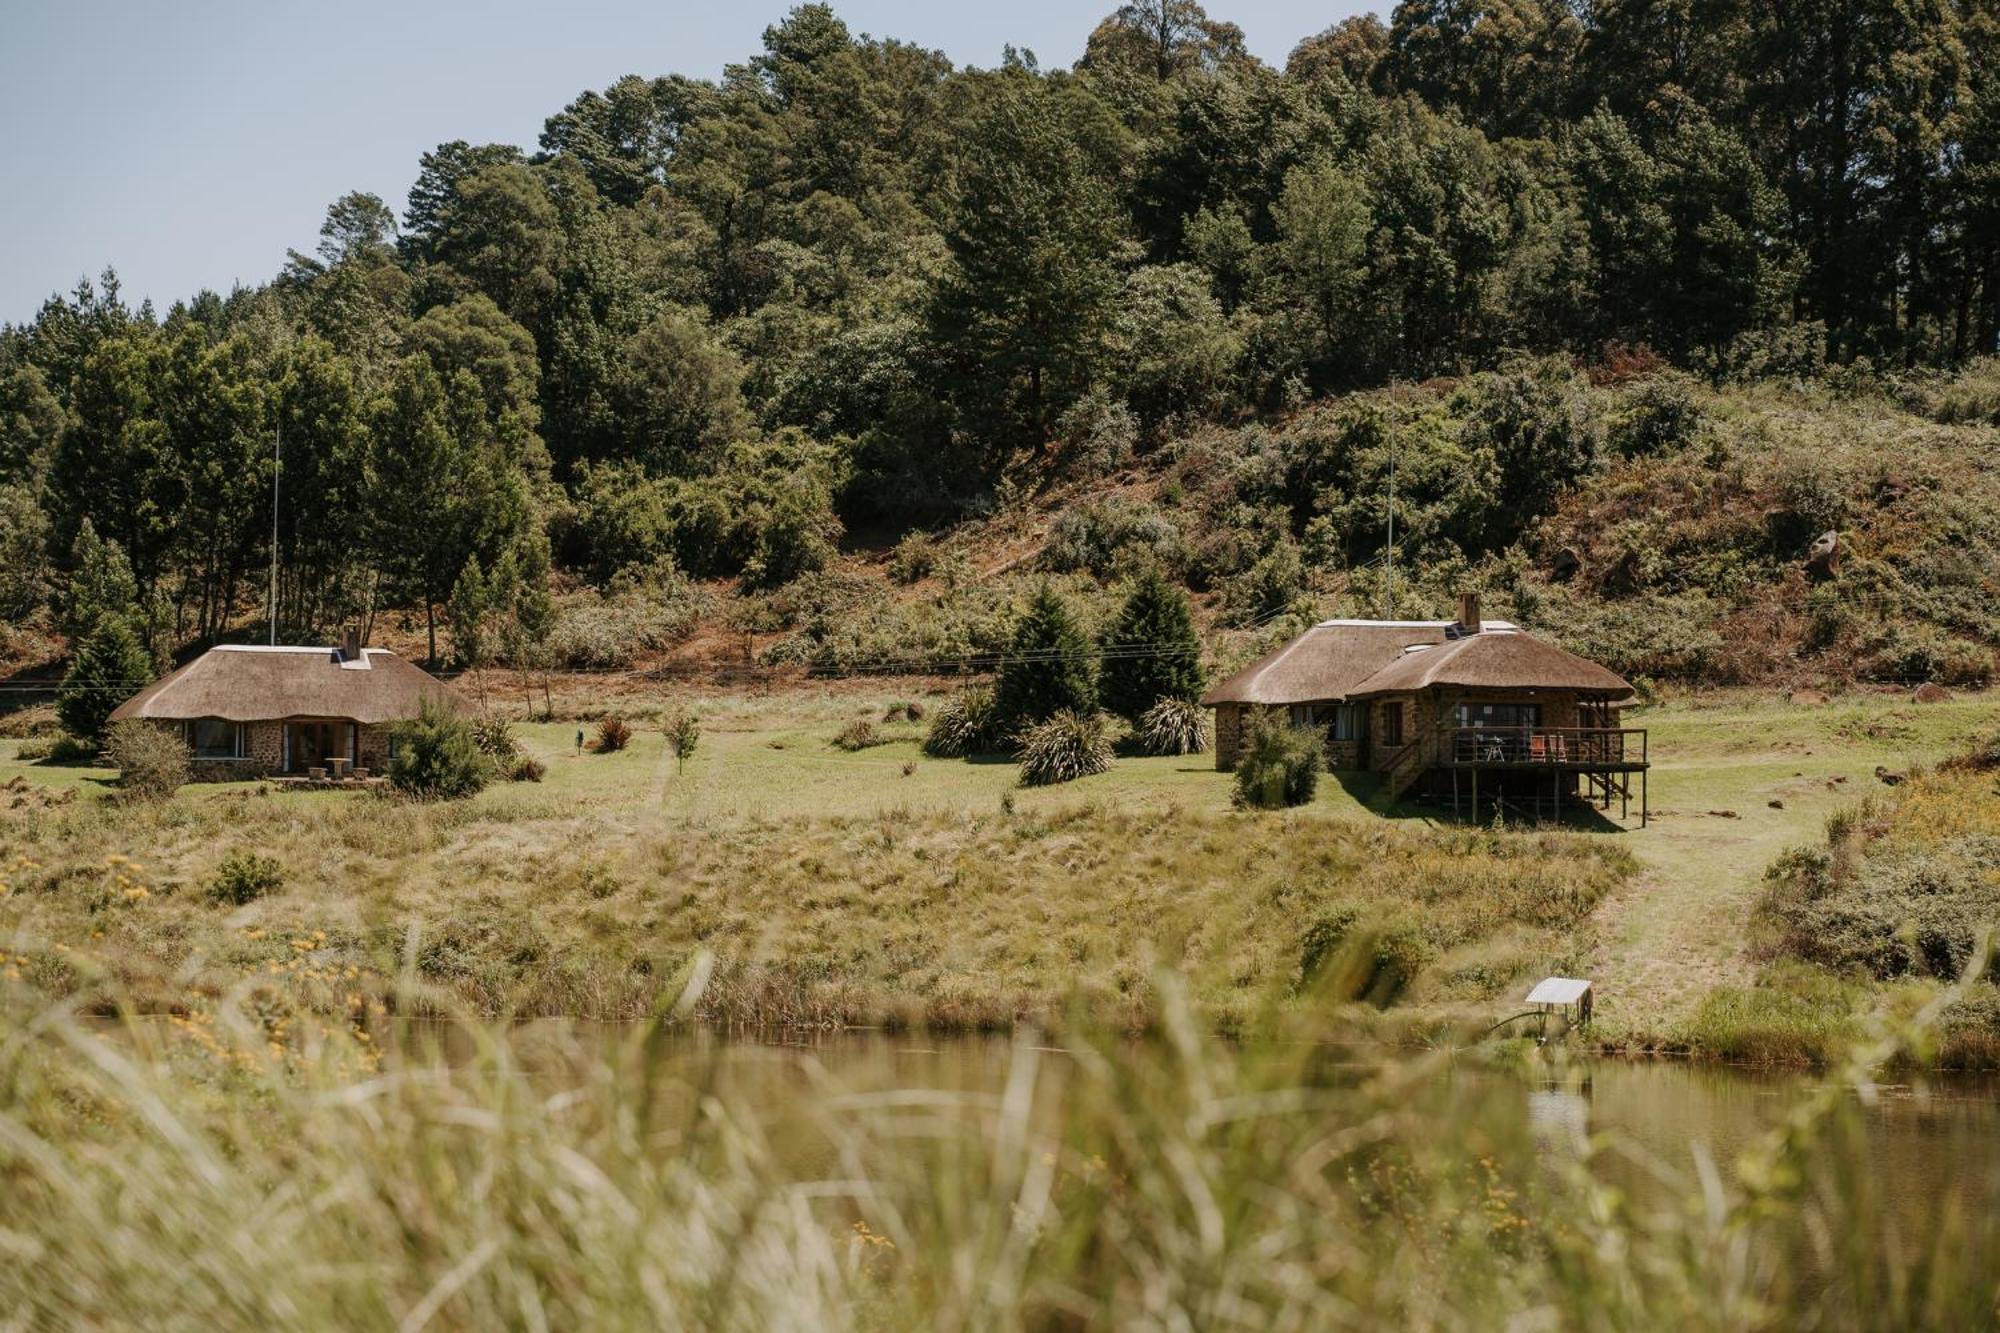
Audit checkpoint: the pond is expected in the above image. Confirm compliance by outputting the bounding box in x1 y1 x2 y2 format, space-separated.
418 1022 2000 1231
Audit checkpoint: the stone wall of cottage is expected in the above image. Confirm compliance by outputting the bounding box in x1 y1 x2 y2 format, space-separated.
168 718 398 782
1213 703 1242 771
357 724 391 775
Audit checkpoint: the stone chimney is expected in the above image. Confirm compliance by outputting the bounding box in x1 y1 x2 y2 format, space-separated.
341 627 362 662
1457 592 1482 633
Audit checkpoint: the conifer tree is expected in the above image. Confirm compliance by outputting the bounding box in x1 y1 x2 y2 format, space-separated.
993 584 1097 739
57 617 151 741
1098 567 1204 724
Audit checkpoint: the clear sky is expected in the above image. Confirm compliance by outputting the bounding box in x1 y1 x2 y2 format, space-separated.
0 1 1369 326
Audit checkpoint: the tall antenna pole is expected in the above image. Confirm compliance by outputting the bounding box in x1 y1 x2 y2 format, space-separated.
1385 434 1396 615
268 420 281 645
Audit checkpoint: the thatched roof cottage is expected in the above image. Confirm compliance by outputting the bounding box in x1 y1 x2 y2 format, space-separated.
1203 595 1648 820
109 631 460 781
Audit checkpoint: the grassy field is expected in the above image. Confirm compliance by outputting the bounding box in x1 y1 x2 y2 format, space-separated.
3 684 1996 1048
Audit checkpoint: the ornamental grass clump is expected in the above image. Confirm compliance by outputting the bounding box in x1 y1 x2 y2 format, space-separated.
1018 710 1113 786
595 715 633 753
1233 714 1321 809
833 719 883 751
1137 697 1210 756
923 687 1002 758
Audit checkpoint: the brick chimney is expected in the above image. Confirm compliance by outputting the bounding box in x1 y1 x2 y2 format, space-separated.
341 627 362 662
1457 592 1482 633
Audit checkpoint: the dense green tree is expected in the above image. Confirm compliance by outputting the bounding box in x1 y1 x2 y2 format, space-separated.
0 360 63 483
401 141 526 260
611 307 748 472
429 163 562 333
370 358 531 664
993 584 1098 736
1098 567 1204 723
1264 161 1373 382
928 78 1125 451
57 617 151 741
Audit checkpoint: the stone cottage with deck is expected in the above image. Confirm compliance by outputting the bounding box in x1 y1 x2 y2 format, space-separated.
1202 595 1649 822
108 631 461 781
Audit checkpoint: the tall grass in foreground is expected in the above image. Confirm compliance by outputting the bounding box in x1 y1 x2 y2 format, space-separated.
2 948 1997 1330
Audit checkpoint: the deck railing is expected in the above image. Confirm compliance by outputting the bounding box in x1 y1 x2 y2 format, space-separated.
1443 726 1647 767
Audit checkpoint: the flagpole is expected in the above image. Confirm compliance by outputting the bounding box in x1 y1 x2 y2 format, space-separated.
269 420 280 645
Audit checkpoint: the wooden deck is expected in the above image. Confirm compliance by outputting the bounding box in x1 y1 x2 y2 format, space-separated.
1438 727 1649 825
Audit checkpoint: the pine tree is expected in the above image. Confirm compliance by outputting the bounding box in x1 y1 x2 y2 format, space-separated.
57 617 150 741
993 584 1097 739
1098 567 1204 724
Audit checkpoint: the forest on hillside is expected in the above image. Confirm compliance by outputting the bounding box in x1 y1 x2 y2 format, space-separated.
3 0 1999 681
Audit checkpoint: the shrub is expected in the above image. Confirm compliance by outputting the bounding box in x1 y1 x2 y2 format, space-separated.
104 721 188 801
596 716 633 753
1138 698 1210 756
469 715 520 765
545 583 703 669
57 619 151 741
1043 498 1184 579
664 707 701 771
1018 710 1113 786
206 851 284 905
993 585 1097 737
888 534 936 585
833 719 883 751
923 687 1002 758
38 734 99 765
882 701 925 723
508 756 547 783
1610 372 1704 457
1233 714 1321 809
389 701 493 799
1099 568 1204 724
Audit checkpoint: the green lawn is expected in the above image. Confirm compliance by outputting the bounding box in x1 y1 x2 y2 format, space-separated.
3 685 1995 1044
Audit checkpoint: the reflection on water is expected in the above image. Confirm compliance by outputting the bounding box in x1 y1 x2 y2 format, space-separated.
394 1020 2000 1230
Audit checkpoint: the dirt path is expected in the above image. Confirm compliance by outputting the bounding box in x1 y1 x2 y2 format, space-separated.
1580 699 1991 1041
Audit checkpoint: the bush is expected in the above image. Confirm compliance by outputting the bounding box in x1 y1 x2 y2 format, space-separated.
1610 373 1704 457
206 851 285 905
469 715 520 765
389 701 493 799
38 734 99 765
509 756 547 783
1233 714 1321 809
104 721 188 801
664 707 701 770
57 619 151 741
1018 710 1113 786
596 716 633 753
545 582 704 669
882 701 925 723
888 534 936 585
1043 498 1184 579
833 719 883 751
1138 698 1210 756
923 687 1002 758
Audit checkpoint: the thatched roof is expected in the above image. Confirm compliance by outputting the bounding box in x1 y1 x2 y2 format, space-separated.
109 645 459 725
1345 629 1634 699
1201 619 1516 706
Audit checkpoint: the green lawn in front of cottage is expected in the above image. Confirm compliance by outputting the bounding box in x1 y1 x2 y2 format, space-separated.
2 686 1995 1050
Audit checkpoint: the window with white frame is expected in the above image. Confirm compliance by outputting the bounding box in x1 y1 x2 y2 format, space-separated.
185 718 245 760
